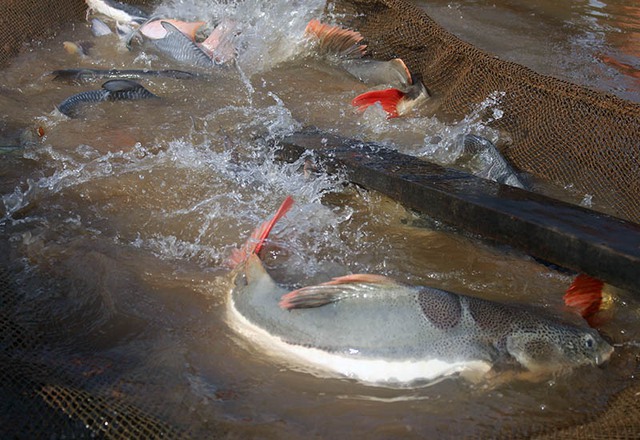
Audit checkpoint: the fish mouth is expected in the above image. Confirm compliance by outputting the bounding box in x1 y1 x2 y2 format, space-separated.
596 344 615 366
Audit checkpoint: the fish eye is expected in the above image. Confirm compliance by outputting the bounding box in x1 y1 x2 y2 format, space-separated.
584 335 595 349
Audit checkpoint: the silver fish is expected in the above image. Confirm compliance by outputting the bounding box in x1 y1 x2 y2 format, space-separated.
56 79 158 118
90 17 113 37
85 0 148 25
461 134 526 189
152 21 214 68
228 197 613 387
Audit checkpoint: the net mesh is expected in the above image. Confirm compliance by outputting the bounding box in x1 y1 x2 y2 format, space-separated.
0 0 639 438
329 0 640 224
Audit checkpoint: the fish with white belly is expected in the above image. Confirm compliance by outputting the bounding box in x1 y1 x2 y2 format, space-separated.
227 197 613 387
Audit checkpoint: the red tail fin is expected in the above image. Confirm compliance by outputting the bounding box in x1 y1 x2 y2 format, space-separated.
563 273 604 327
352 88 405 118
227 196 294 268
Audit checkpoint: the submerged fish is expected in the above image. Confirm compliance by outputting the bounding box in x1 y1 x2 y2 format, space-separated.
227 197 613 387
90 17 113 37
460 134 526 189
56 79 158 118
51 68 198 83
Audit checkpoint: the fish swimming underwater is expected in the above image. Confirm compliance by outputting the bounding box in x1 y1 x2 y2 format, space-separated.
56 79 158 118
51 68 199 83
227 197 613 387
458 134 526 189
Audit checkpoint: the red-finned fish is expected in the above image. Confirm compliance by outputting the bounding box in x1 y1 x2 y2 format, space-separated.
227 197 613 387
304 19 429 118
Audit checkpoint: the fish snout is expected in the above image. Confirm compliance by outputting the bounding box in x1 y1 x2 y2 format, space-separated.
596 343 615 366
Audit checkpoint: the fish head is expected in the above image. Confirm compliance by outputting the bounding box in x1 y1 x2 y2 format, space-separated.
505 323 613 372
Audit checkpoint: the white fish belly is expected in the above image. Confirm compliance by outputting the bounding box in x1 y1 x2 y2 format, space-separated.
227 297 491 386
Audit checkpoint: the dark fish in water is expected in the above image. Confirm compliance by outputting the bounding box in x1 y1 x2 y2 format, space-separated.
152 21 215 68
85 0 148 25
461 134 526 189
56 79 158 118
0 146 23 154
227 197 613 387
51 68 199 83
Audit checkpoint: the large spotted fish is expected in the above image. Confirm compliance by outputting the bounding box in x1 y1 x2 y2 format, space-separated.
227 197 613 387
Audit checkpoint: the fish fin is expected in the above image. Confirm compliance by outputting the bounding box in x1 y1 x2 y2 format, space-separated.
563 274 604 327
389 58 412 86
305 19 367 58
279 273 401 310
351 88 405 118
226 196 294 269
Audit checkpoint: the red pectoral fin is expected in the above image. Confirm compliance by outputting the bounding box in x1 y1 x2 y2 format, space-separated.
563 273 604 326
351 88 405 118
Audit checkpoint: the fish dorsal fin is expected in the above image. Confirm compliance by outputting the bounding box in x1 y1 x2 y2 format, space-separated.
227 196 294 269
279 273 405 310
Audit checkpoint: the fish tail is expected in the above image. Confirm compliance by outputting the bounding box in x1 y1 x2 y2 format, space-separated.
563 273 605 326
227 196 294 268
351 88 405 118
305 19 367 58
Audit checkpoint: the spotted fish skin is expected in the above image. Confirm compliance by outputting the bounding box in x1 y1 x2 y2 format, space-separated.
152 21 214 68
56 79 157 117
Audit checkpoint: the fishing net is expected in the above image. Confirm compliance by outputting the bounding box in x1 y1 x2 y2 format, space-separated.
0 0 639 438
329 0 640 225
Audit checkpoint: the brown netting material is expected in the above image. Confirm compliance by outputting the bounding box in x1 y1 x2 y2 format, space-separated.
329 0 640 224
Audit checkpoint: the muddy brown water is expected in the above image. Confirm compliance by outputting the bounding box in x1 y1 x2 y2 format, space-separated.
1 0 639 438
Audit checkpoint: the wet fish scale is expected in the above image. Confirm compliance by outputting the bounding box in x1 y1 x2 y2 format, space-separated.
153 21 214 68
417 287 462 329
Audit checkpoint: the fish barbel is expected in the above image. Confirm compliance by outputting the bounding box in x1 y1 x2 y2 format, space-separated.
228 197 613 387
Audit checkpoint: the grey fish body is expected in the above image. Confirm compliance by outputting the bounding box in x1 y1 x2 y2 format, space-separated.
52 68 198 83
57 90 110 117
56 79 157 117
152 21 214 68
230 255 613 385
340 58 412 88
462 134 526 189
